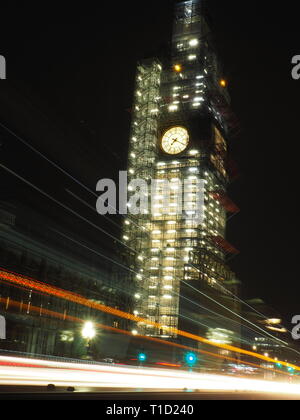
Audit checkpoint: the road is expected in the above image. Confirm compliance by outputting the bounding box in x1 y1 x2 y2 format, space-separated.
0 355 299 400
1 388 300 400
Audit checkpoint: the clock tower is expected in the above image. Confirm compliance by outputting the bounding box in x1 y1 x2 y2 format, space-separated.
123 0 240 345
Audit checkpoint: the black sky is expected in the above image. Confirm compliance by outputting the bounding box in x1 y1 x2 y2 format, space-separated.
1 0 300 321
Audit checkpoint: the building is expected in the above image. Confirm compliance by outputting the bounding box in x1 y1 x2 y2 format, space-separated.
244 299 290 359
0 85 133 361
123 0 241 358
0 0 242 368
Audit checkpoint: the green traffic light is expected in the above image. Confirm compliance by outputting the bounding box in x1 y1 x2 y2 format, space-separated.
138 353 147 362
185 352 197 366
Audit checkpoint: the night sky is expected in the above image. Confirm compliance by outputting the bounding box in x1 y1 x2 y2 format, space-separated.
1 0 300 321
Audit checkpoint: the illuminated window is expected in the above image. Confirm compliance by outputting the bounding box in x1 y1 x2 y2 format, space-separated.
189 39 199 47
174 64 182 72
169 105 178 112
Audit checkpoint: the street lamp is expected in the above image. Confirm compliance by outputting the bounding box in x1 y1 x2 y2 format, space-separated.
82 322 96 359
82 321 96 340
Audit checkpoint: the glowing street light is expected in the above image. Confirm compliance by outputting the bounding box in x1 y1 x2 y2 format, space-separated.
82 322 96 359
82 322 96 340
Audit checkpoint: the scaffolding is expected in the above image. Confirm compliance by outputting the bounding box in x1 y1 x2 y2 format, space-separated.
123 0 240 342
122 59 162 333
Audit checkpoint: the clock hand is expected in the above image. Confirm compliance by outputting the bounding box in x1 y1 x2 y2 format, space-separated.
174 139 186 146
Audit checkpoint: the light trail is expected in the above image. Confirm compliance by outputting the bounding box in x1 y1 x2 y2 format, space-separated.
0 356 299 396
0 162 292 352
1 147 283 346
0 125 149 236
0 267 299 373
181 279 289 347
0 162 138 255
0 296 289 377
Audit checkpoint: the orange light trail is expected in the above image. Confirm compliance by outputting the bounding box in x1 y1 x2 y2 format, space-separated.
156 363 182 368
0 296 289 377
0 267 298 373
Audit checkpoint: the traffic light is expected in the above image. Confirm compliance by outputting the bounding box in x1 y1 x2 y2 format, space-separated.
184 352 197 367
138 352 147 363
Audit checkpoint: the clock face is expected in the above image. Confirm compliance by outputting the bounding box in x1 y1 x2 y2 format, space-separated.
161 126 189 155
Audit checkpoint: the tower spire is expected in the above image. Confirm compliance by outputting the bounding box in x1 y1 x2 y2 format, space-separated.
124 0 240 351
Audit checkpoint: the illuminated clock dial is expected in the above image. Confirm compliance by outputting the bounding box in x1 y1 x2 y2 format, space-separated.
161 126 189 155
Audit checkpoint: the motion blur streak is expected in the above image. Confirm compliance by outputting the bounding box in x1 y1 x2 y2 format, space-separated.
0 356 299 396
0 296 289 377
0 267 298 372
